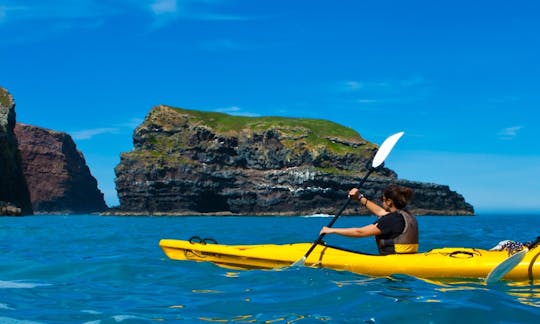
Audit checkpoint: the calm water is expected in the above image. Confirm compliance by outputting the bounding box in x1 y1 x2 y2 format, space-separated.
1 214 539 323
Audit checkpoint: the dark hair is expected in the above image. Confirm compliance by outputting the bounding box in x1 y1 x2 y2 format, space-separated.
383 184 413 209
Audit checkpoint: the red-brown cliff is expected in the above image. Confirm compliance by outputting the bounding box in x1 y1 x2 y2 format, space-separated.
14 123 107 214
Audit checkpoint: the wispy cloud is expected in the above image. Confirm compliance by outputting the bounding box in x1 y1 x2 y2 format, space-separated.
498 126 523 140
147 0 249 29
340 76 428 93
0 1 107 23
338 76 432 106
213 106 260 117
341 80 390 92
0 1 112 43
70 118 144 140
118 118 145 129
0 1 246 32
71 127 120 140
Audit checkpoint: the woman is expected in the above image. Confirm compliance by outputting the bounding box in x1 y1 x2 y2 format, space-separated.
320 184 418 255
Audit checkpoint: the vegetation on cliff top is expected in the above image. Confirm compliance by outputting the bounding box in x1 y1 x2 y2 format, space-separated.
165 106 359 137
141 105 375 157
0 87 12 108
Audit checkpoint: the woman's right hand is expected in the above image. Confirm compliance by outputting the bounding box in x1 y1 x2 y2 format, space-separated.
348 188 361 200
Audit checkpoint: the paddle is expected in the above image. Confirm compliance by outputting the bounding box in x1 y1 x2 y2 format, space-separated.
291 131 405 267
485 236 540 284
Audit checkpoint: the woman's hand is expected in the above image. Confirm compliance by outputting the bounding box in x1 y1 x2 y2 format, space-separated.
348 188 363 201
320 226 334 235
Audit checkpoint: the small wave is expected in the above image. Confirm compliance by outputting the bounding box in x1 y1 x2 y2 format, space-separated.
111 315 143 322
0 303 14 310
0 280 50 289
0 316 43 324
301 213 333 218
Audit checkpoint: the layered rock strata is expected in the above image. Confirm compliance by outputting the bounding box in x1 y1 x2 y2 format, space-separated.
14 124 107 214
114 105 474 216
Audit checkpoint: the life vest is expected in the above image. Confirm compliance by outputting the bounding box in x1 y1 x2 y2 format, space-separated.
376 209 419 255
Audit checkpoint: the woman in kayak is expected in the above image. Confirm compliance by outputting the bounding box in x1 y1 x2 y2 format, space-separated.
320 184 418 255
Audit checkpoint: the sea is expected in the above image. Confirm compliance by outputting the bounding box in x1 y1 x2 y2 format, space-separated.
1 213 539 323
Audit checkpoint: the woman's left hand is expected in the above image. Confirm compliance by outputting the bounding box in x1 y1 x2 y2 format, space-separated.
320 226 333 235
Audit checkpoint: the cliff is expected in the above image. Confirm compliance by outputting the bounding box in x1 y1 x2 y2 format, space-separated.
14 123 108 214
114 105 474 216
0 88 32 215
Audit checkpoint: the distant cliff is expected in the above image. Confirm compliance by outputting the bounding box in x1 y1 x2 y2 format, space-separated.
114 105 474 215
14 123 107 214
0 88 32 215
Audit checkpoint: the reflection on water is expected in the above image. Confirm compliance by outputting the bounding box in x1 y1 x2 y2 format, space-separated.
198 314 309 323
507 281 540 307
332 274 540 309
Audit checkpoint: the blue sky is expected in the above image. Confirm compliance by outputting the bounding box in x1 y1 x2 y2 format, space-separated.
1 0 539 213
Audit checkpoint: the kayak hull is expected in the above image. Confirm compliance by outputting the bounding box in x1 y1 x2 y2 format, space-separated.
159 239 540 281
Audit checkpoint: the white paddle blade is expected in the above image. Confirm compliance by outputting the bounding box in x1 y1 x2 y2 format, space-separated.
371 131 404 168
485 249 527 284
290 256 306 268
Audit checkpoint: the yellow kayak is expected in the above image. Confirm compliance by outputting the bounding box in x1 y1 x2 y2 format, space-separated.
159 239 540 282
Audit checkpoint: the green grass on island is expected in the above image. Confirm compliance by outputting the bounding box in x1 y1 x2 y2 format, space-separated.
142 105 375 157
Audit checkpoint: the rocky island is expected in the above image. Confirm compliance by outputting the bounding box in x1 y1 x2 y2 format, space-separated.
113 105 474 216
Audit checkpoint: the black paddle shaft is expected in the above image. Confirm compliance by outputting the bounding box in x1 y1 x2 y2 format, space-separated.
301 167 376 260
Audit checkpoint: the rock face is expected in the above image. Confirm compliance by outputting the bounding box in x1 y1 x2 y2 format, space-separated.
14 123 107 214
114 105 474 215
0 88 32 215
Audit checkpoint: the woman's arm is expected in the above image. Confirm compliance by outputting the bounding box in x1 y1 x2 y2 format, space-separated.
320 224 382 238
361 197 388 217
349 188 388 217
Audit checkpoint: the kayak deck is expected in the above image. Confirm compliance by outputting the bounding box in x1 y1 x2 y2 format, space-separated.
159 239 540 282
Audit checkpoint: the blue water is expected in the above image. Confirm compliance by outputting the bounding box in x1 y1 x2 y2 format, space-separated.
1 214 539 323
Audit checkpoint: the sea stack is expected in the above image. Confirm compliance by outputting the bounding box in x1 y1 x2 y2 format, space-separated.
14 123 108 214
114 105 474 215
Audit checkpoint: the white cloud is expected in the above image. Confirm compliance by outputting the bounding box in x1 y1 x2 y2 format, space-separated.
118 118 144 129
498 126 523 140
70 117 145 140
0 0 244 30
344 81 363 91
214 106 259 117
71 127 120 140
341 76 427 93
337 76 432 107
